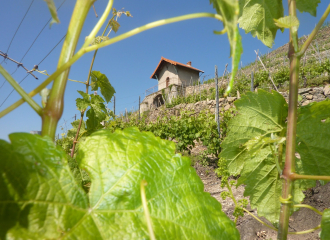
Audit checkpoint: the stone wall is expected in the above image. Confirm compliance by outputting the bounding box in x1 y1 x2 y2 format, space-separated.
146 85 330 122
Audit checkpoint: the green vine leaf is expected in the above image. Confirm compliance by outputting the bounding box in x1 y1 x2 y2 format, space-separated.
90 36 110 46
238 0 284 47
220 90 288 175
321 209 330 240
90 71 115 103
109 19 120 33
274 16 300 33
44 0 60 27
0 130 240 239
0 133 88 239
219 90 308 225
76 90 90 111
209 0 242 94
296 100 330 177
67 119 87 139
296 0 320 17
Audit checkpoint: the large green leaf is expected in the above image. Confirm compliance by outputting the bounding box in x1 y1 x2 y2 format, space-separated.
321 209 330 240
0 134 88 239
296 0 320 17
90 71 115 103
220 90 287 175
296 100 330 176
219 90 308 225
209 0 242 94
0 130 240 239
238 0 284 47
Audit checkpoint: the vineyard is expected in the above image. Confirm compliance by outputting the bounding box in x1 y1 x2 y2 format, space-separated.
1 1 330 240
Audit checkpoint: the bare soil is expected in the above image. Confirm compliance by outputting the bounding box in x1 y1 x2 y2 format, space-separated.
190 152 330 240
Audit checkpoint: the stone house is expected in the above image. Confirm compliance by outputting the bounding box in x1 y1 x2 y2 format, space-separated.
140 57 204 113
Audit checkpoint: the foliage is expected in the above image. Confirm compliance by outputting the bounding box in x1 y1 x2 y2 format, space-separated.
0 129 240 239
238 0 284 47
218 90 330 226
321 209 330 240
2 0 330 239
104 109 229 157
90 71 115 103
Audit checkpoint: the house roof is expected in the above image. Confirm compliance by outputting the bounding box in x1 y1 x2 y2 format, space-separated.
150 57 204 79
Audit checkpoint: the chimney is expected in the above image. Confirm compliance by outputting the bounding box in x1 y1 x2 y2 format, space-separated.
187 61 191 66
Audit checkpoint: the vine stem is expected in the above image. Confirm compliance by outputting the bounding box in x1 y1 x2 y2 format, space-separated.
0 12 223 119
293 204 323 216
70 50 97 158
41 0 97 139
140 180 155 240
70 12 116 157
278 0 299 239
242 208 321 234
291 173 330 181
35 70 86 84
0 65 42 116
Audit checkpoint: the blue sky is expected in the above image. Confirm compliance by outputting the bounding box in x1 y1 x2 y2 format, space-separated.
0 0 329 140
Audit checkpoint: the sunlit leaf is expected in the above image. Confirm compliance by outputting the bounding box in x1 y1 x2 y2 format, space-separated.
321 209 330 240
44 0 60 27
109 19 120 33
274 16 299 33
90 71 115 103
0 130 240 239
76 90 90 111
296 100 330 177
219 90 307 225
296 0 320 17
238 0 284 47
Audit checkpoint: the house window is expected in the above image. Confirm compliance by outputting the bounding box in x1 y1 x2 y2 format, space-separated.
166 77 170 87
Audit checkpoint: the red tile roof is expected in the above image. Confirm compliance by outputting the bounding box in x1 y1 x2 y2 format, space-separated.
150 57 204 79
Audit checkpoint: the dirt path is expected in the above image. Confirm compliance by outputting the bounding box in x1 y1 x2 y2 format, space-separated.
193 161 330 240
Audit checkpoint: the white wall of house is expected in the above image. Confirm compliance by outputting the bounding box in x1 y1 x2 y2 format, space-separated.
157 63 179 90
157 63 200 90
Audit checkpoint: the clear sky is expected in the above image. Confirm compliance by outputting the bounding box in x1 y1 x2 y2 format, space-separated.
0 0 329 140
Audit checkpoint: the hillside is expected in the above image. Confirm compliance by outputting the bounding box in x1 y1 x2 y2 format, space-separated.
200 25 330 96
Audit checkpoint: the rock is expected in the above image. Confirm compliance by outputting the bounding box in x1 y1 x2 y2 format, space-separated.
314 94 326 102
186 103 194 110
311 87 324 94
224 104 231 111
219 98 225 102
324 84 330 96
298 88 311 94
302 100 310 106
227 97 237 103
305 94 313 100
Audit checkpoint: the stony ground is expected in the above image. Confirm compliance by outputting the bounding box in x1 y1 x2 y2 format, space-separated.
189 145 330 240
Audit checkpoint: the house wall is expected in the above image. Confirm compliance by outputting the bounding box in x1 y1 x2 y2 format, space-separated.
177 66 200 86
157 63 200 90
157 63 180 90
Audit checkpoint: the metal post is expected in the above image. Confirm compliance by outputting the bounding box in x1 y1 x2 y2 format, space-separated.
139 96 141 120
251 71 254 92
199 77 201 101
113 96 116 116
215 66 221 139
